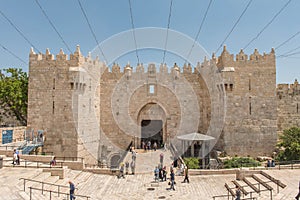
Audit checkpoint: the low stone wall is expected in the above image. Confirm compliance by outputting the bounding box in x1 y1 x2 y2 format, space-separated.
43 168 65 179
83 168 119 176
62 161 84 170
20 155 52 163
0 150 13 157
189 169 238 176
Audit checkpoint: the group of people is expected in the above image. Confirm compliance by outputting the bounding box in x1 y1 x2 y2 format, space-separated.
141 140 159 151
118 147 137 178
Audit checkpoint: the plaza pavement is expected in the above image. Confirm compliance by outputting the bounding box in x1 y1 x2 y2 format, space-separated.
0 149 300 200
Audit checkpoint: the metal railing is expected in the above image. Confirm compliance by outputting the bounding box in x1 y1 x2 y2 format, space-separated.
29 187 90 200
20 178 68 194
8 158 63 169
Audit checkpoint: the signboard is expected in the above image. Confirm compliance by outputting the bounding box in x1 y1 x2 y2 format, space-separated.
2 130 13 144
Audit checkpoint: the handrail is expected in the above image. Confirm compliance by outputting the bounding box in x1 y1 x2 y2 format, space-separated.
29 186 90 200
8 158 63 169
20 178 69 192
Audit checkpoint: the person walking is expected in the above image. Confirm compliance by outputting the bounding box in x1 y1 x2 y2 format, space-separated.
118 162 125 178
160 153 164 166
235 185 241 200
154 166 159 182
125 161 129 175
169 169 175 190
182 166 189 183
153 142 157 151
132 148 136 161
130 161 135 175
295 180 300 200
68 181 76 200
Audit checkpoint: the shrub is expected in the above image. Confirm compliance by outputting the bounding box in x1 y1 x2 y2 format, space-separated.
183 157 200 169
223 157 260 169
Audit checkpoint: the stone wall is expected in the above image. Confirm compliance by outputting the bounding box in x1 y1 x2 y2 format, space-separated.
217 47 277 156
27 46 102 165
277 79 300 134
27 45 300 165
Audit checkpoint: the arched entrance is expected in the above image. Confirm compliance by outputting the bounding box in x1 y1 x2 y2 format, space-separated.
138 103 166 149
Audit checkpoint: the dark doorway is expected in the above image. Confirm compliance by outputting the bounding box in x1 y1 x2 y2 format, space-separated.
141 120 163 148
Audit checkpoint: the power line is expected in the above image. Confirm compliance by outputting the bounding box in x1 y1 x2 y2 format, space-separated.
278 50 300 58
275 30 300 50
34 0 72 54
77 0 108 63
277 44 300 57
215 0 253 54
243 0 292 50
0 43 27 64
128 0 140 64
185 0 213 63
0 9 41 53
162 0 173 64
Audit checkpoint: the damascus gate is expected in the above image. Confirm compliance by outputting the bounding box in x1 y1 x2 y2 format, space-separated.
25 42 299 168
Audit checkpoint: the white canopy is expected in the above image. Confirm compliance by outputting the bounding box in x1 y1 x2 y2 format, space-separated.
177 132 215 141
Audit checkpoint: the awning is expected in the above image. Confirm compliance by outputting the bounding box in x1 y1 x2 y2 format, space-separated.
177 132 215 141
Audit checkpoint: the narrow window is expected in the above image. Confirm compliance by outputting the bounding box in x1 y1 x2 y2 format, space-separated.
53 78 56 89
70 82 74 90
249 79 251 91
149 85 155 94
224 84 228 91
249 97 252 115
229 84 233 91
52 101 55 114
297 103 299 113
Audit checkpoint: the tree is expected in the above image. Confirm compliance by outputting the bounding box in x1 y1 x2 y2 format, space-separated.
277 127 300 161
0 68 28 125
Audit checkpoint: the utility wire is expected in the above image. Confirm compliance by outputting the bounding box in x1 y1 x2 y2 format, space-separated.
0 43 27 64
128 0 140 64
215 0 252 54
185 0 213 63
0 9 41 53
278 50 300 58
275 30 300 50
243 0 292 50
277 44 300 57
34 0 72 54
77 0 108 63
162 0 173 64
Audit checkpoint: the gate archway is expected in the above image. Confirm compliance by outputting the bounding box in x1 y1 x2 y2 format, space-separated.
137 103 166 149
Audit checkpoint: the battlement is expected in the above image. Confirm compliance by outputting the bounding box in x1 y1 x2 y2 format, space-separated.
29 45 100 66
29 45 275 74
217 46 275 68
277 79 300 95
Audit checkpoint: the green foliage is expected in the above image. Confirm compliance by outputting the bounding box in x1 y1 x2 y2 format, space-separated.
0 68 28 125
183 157 200 169
277 127 300 161
223 157 260 169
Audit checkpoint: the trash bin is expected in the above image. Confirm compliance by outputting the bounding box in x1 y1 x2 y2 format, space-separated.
0 157 3 169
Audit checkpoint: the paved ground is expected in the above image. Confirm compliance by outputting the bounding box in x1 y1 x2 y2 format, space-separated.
0 149 300 200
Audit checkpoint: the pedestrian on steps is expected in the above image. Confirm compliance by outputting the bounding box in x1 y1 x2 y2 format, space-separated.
68 181 76 200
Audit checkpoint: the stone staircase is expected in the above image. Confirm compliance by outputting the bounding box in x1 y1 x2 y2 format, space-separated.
219 170 287 200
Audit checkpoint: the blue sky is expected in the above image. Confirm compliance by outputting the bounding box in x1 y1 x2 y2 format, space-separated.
0 0 299 83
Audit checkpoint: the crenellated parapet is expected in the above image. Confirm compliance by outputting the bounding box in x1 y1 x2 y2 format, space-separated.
29 45 100 67
216 45 275 69
277 79 300 96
